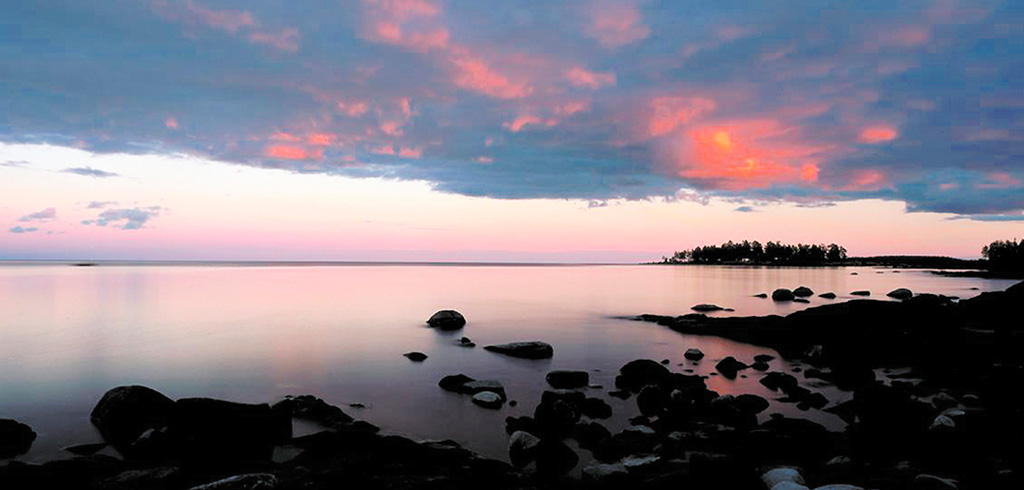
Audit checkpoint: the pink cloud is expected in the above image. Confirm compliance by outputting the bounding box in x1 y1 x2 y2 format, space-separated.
398 146 423 158
338 100 370 117
247 28 300 52
450 50 533 99
556 100 591 117
380 121 404 136
841 169 889 191
716 25 754 42
566 67 616 89
978 172 1022 189
862 25 931 52
585 1 650 48
307 133 337 146
503 115 557 133
266 145 323 160
165 117 179 130
859 125 900 144
370 144 397 155
361 0 449 52
474 156 494 164
648 97 717 137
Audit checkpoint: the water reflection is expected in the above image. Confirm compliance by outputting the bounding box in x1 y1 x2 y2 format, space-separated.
0 264 1015 463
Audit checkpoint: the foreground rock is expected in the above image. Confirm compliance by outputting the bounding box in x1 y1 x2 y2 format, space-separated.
472 392 504 409
426 309 466 330
793 286 814 297
484 341 554 359
887 288 913 300
684 348 705 360
89 385 175 448
0 419 36 458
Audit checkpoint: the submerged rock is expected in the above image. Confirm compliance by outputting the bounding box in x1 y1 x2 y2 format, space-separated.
793 286 814 297
546 370 589 389
850 290 871 296
754 293 769 298
616 359 671 392
456 336 475 347
887 288 914 300
438 374 475 392
0 419 37 458
793 298 810 303
819 292 837 299
403 351 427 362
90 385 175 448
462 380 507 400
691 304 732 312
760 372 799 392
483 341 554 359
426 310 466 330
772 288 795 301
581 397 613 419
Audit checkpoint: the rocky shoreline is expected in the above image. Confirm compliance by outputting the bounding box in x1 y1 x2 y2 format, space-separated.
2 282 1022 489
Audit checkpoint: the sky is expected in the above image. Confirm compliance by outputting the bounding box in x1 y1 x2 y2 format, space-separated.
1 0 1022 262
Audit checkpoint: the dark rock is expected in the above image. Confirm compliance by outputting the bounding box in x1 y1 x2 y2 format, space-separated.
504 416 538 435
483 341 554 359
714 356 749 378
802 392 829 409
534 440 578 477
403 351 427 362
471 392 504 409
735 394 770 414
0 419 37 458
438 374 475 392
581 397 613 419
754 354 775 363
63 442 108 456
913 474 958 489
534 390 585 437
819 292 837 299
752 361 770 371
684 348 705 360
462 380 506 400
793 298 810 303
754 293 769 298
170 397 292 464
90 386 175 448
582 462 629 483
850 290 871 296
887 288 914 300
96 467 183 490
572 421 611 449
692 304 732 312
793 286 814 297
615 359 671 392
508 430 540 467
545 370 589 389
272 395 354 428
772 288 795 301
636 386 668 417
608 390 631 399
660 358 670 364
189 473 279 490
426 310 466 330
456 336 475 347
760 372 799 392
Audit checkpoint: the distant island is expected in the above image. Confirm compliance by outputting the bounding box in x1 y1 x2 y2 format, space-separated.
657 239 1023 277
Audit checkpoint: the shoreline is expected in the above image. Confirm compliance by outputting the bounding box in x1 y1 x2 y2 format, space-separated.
3 281 1022 488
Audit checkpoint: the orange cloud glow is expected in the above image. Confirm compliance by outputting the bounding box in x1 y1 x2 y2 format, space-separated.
673 121 828 189
842 169 889 191
266 145 323 160
398 146 422 158
859 125 899 143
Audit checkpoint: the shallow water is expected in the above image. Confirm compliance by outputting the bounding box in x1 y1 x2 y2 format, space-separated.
0 263 1015 465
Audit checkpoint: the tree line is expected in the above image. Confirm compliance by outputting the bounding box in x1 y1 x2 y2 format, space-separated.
662 240 848 265
982 239 1024 270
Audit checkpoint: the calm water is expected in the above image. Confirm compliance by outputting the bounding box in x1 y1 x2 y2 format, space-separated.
0 263 1016 465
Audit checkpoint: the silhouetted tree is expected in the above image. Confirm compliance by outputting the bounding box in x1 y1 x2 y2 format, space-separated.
662 240 848 265
982 239 1024 270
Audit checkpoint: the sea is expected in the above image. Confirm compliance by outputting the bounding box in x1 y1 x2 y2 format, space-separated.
0 262 1016 464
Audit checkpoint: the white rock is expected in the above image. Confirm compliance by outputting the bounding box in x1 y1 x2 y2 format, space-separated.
471 391 503 409
762 467 806 488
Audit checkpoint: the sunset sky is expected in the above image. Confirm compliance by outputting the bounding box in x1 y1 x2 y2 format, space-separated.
2 0 1022 261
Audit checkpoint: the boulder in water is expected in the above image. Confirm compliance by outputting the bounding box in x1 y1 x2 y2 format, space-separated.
818 292 837 299
90 385 175 448
715 356 749 378
793 286 814 297
0 419 37 458
850 290 871 296
773 288 795 301
483 341 554 359
887 288 913 300
426 310 466 330
684 348 705 360
546 370 589 389
403 352 427 362
691 304 732 312
472 391 504 409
